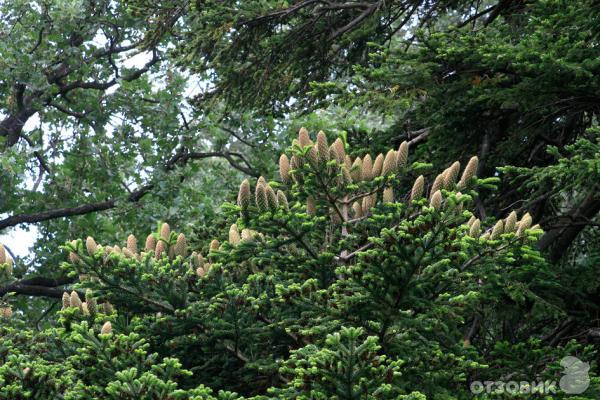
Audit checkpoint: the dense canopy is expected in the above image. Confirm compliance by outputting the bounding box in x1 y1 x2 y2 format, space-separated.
0 0 598 398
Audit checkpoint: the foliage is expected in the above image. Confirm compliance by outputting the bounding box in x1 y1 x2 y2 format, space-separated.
1 129 597 398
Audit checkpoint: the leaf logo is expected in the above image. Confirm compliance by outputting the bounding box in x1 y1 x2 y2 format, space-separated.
559 356 590 394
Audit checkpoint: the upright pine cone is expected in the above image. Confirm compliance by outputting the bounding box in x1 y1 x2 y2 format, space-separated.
352 201 363 218
229 224 241 246
62 292 70 309
69 252 80 264
298 127 312 147
332 138 346 163
443 161 461 188
0 244 5 264
279 155 291 183
86 289 97 317
469 219 481 237
397 141 409 167
277 190 289 210
122 248 135 259
340 164 352 186
458 156 479 189
372 154 384 177
255 182 268 212
86 237 98 255
174 233 187 257
381 149 397 176
516 213 533 236
155 240 166 259
430 173 444 199
504 211 518 233
127 234 138 254
160 223 171 242
70 291 82 309
306 146 319 168
145 234 156 252
1 307 12 319
238 179 251 212
362 154 373 181
316 131 329 166
351 157 363 182
209 239 219 251
383 187 394 203
265 185 279 211
490 220 504 240
430 190 442 210
100 321 112 334
306 196 316 216
410 175 425 202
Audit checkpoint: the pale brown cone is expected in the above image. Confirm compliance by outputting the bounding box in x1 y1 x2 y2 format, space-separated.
467 215 477 227
504 211 518 233
160 223 171 241
443 161 461 188
257 176 267 187
372 154 384 177
344 155 352 169
266 185 279 211
174 233 187 257
69 252 80 264
332 138 346 162
352 201 363 218
62 292 70 309
279 154 291 183
469 219 481 237
127 234 138 254
80 302 90 316
255 183 268 212
277 190 289 210
122 248 135 259
306 146 319 168
306 196 316 216
298 127 312 147
430 190 442 210
490 220 504 240
196 266 206 277
70 291 82 308
100 321 112 334
362 154 373 181
238 179 251 211
209 239 219 251
86 237 98 255
1 307 12 319
155 241 166 259
383 187 394 203
410 175 425 202
458 156 479 189
316 131 329 166
351 157 363 182
397 141 409 167
341 164 352 185
103 302 114 314
229 224 241 246
290 154 301 172
145 234 156 252
430 174 444 200
0 244 5 264
241 229 253 241
516 213 533 236
382 149 397 176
